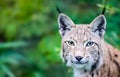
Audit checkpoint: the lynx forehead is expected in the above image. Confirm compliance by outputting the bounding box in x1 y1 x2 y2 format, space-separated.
58 13 120 77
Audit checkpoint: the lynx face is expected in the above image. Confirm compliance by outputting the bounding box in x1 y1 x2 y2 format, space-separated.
58 13 106 70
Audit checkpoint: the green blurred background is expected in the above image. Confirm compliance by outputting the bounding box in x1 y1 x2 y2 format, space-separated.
0 0 120 77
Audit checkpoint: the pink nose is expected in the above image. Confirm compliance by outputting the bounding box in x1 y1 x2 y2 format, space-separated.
75 56 83 61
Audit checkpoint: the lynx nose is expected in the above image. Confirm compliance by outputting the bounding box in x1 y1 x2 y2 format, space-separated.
75 56 83 61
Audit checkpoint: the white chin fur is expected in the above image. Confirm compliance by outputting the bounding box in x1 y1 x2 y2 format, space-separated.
72 63 87 69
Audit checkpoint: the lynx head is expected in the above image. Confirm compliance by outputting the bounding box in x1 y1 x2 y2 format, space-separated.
58 13 106 71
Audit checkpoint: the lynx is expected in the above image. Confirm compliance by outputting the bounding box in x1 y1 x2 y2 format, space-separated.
57 13 120 77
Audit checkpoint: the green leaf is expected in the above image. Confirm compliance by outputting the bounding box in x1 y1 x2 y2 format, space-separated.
0 41 28 48
0 65 15 77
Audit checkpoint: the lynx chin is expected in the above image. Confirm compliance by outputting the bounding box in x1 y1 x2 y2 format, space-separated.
57 13 120 77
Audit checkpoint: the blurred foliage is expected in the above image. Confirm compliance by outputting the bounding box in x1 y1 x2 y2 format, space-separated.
0 0 120 77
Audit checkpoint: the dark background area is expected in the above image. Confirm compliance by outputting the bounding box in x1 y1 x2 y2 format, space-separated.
0 0 120 77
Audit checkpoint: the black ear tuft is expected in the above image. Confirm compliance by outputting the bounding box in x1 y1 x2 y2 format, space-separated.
56 6 62 13
101 7 106 15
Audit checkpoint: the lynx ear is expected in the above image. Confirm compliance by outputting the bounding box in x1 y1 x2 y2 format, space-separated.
58 13 75 36
90 15 106 38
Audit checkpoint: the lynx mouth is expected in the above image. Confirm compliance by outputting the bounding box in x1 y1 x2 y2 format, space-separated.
72 61 88 64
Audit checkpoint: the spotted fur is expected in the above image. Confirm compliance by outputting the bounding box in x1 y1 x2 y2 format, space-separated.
58 13 120 77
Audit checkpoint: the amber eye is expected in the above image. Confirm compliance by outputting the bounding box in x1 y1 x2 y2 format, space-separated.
86 41 94 47
66 41 75 46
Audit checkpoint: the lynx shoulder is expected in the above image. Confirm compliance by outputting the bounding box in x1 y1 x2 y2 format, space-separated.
57 13 120 77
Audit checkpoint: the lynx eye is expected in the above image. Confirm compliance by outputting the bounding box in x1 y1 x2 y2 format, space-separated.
86 41 94 47
66 41 75 46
